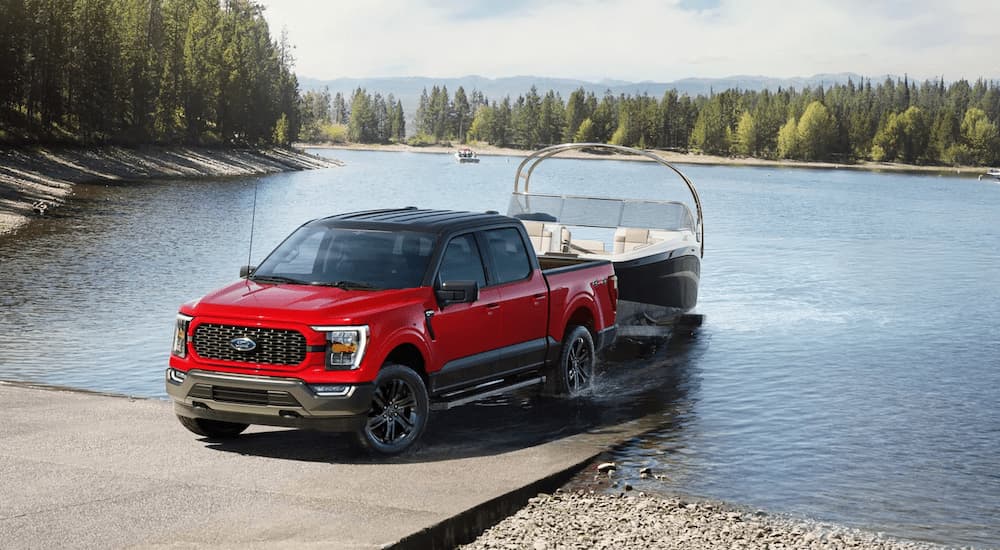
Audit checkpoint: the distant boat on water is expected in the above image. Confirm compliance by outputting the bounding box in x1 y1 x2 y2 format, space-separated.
979 168 1000 181
455 148 480 163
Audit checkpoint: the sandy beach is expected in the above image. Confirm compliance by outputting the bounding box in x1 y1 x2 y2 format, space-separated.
0 146 340 236
302 142 982 177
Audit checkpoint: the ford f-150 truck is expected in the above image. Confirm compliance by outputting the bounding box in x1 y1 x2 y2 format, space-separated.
167 208 617 455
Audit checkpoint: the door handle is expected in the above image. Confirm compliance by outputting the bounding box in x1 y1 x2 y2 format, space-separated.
532 293 547 300
486 303 501 309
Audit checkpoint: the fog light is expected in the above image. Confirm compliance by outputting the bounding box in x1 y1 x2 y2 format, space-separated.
166 368 187 385
310 384 353 397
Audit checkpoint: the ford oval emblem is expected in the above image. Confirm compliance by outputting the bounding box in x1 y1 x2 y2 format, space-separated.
230 337 257 352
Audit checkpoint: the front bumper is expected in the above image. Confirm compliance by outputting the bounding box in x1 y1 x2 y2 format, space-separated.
166 369 373 432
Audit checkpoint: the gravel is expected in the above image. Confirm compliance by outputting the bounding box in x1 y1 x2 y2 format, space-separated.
462 490 945 550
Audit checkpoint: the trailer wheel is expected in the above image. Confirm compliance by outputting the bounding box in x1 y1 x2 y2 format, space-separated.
355 364 429 456
176 415 248 439
547 325 595 396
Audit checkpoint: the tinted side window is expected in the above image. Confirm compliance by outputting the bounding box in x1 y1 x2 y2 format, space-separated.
438 234 486 288
483 228 531 284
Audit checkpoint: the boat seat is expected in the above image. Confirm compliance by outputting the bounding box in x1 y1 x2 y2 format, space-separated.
614 228 652 253
568 238 606 254
521 220 552 254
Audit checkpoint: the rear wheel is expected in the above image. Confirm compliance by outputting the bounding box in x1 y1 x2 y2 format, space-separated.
546 325 595 396
176 415 249 439
355 364 429 456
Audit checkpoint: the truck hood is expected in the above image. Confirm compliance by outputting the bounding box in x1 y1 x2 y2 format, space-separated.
182 280 429 326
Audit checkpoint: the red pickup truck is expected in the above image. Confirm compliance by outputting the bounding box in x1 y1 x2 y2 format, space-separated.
167 208 617 455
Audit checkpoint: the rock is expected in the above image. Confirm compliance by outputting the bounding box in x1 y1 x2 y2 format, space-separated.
532 540 547 550
624 484 633 491
639 467 652 475
596 462 617 473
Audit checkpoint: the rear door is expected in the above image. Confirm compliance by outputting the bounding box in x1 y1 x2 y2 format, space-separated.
480 227 550 372
427 232 503 393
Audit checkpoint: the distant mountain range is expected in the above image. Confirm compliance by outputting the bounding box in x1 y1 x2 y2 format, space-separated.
298 73 891 118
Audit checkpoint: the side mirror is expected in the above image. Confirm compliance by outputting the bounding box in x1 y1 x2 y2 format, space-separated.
435 280 479 307
240 265 256 278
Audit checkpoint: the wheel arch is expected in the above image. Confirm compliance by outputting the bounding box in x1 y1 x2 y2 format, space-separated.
382 342 428 382
563 302 597 337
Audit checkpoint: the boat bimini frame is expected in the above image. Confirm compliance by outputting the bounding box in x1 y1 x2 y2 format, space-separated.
510 143 704 258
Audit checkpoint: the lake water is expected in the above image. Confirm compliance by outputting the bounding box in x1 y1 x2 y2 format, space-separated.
1 149 998 547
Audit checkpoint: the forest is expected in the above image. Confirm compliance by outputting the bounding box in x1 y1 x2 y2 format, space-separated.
0 0 298 146
301 78 1000 167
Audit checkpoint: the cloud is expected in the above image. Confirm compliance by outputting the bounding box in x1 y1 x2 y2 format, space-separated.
258 0 1000 81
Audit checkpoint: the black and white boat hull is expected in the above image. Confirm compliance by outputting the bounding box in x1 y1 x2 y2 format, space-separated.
613 249 700 313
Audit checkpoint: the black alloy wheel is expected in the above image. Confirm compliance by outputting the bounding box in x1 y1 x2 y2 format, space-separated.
356 364 429 456
548 325 595 396
555 326 596 396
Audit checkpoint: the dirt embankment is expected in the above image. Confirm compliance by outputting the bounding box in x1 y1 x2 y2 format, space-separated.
304 142 981 177
0 146 341 236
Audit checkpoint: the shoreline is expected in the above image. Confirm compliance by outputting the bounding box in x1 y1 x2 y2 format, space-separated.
0 145 341 236
303 142 984 177
463 490 943 550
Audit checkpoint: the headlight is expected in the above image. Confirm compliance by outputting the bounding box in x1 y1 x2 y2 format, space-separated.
172 313 193 358
311 325 369 370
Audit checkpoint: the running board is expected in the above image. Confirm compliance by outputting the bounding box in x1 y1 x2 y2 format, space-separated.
430 376 545 411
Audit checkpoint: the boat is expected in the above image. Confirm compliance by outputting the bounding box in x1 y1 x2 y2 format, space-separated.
979 168 1000 181
455 148 480 163
507 143 704 331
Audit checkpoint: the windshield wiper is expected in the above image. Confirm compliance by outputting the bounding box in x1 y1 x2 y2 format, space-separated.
312 280 380 290
250 275 307 285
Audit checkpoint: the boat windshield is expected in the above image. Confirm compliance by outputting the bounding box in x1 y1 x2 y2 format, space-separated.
508 192 696 233
251 226 435 290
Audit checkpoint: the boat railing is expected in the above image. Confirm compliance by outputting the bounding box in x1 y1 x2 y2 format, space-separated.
512 143 703 257
508 192 696 233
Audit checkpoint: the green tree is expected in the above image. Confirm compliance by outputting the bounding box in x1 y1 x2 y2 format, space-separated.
563 87 589 142
184 0 223 141
689 95 730 154
796 101 837 160
453 86 470 142
777 116 799 159
573 117 595 142
733 111 757 156
468 103 494 143
961 107 1000 165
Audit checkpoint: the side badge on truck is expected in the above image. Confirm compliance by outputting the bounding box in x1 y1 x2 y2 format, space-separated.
230 337 257 352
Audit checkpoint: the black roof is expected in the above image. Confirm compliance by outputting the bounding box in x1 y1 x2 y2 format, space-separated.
316 208 517 233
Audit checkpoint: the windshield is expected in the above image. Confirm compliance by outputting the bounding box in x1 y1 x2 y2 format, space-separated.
251 225 435 290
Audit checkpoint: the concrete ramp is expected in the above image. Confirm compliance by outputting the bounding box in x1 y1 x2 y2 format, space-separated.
0 383 652 549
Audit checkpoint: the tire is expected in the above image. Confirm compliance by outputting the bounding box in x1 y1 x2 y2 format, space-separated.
176 415 249 439
355 364 429 456
546 325 596 396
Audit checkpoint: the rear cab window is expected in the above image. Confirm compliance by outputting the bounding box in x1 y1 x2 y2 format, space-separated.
482 227 532 285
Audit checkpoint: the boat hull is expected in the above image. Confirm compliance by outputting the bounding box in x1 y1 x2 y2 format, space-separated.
613 249 700 313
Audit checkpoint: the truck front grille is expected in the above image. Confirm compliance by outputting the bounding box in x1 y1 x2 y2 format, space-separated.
192 324 307 366
189 384 301 407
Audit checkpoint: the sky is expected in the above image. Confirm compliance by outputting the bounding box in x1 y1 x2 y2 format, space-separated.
257 0 999 82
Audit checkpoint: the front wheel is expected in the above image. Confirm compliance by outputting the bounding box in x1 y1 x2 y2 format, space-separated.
355 364 429 456
546 325 596 396
176 415 249 439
